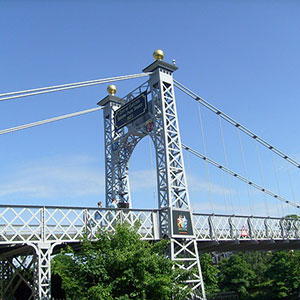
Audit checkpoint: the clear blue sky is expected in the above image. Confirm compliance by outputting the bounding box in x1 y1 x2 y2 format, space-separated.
0 1 299 217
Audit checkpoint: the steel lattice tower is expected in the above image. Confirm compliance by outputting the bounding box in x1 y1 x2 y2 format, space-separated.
98 50 206 299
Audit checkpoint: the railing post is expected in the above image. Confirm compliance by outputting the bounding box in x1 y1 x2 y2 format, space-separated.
279 218 287 240
295 219 300 239
208 215 215 241
247 217 254 240
84 208 94 238
83 208 88 233
119 209 123 225
152 211 160 240
264 218 270 239
41 207 45 242
229 217 234 239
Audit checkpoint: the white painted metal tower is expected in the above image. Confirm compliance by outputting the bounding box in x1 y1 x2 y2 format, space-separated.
98 50 206 299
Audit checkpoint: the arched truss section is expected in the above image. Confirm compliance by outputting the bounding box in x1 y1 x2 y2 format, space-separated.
101 72 191 212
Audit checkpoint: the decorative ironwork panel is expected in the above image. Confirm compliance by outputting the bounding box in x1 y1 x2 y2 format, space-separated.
265 218 282 239
211 216 231 240
44 207 86 242
0 205 159 245
249 217 267 240
280 218 300 239
121 210 156 240
0 206 42 244
193 214 211 240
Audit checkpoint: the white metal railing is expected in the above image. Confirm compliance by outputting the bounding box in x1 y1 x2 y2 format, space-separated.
0 205 158 245
0 205 299 245
192 213 300 241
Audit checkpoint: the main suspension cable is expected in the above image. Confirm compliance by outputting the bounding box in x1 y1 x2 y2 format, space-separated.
182 143 300 210
0 107 103 135
0 73 151 102
174 80 300 169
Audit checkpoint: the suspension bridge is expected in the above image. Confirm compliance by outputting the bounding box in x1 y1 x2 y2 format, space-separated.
0 50 299 299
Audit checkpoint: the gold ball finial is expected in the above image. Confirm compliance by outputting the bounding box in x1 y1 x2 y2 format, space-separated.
153 49 164 61
107 84 117 96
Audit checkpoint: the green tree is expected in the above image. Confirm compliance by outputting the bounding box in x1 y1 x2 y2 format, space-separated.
217 250 300 300
199 253 219 296
219 254 255 299
264 250 300 299
241 252 270 285
52 224 190 300
239 251 272 300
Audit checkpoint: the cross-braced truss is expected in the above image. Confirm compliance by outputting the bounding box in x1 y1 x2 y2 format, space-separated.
0 248 35 299
99 60 206 298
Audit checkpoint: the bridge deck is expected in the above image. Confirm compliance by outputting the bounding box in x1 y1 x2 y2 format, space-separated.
0 205 299 255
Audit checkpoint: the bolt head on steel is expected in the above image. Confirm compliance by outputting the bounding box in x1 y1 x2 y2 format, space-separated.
153 49 164 61
107 84 117 96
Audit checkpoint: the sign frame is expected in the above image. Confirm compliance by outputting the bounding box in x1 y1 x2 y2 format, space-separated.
114 92 148 130
170 208 195 239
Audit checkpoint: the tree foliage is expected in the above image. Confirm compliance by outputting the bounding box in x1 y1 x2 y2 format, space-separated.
52 224 190 300
264 250 300 299
219 254 255 299
217 250 300 300
51 224 300 300
199 253 219 296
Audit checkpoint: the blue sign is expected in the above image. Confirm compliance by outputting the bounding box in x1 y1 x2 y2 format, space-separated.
114 92 148 130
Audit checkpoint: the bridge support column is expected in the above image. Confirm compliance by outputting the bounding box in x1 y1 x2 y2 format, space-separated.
145 52 206 299
171 239 206 299
32 242 52 300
